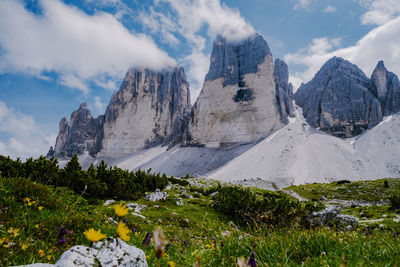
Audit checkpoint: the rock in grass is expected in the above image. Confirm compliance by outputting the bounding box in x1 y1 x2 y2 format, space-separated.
309 205 358 228
16 238 147 267
145 189 167 201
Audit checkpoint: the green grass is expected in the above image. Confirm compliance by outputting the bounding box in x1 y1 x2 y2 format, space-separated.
1 176 400 266
286 178 400 202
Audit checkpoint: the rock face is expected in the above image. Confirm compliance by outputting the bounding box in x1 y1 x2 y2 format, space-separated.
274 58 295 124
370 60 400 116
97 67 191 157
49 67 191 159
189 34 288 146
47 103 104 158
295 57 382 138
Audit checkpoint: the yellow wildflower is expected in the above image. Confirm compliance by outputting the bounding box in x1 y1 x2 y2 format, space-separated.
168 261 175 267
114 203 129 217
191 249 199 256
117 222 131 241
83 228 107 242
47 255 52 261
21 243 28 250
8 227 20 237
146 255 150 260
35 224 39 229
0 237 7 245
23 197 31 202
38 206 44 211
38 249 45 257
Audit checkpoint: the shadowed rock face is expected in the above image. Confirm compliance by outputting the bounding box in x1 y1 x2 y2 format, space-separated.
370 61 400 116
274 58 295 124
97 67 191 157
47 103 104 158
189 34 290 146
295 57 383 138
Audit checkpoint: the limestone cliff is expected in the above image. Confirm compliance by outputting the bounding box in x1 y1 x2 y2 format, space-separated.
47 103 104 158
370 61 400 116
274 58 295 124
189 34 288 147
294 57 383 138
97 67 191 158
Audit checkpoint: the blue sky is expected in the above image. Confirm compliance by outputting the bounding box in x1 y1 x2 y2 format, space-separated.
1 0 400 159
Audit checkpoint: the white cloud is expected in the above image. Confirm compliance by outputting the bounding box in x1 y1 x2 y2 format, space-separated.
294 0 312 10
284 17 400 90
140 0 255 103
323 6 336 13
0 101 56 159
359 0 400 25
0 0 175 93
94 96 107 114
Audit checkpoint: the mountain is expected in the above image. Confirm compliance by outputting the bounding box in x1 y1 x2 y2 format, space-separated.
49 67 191 158
189 34 292 147
97 67 191 158
295 57 400 138
47 103 104 158
370 60 400 116
294 57 382 138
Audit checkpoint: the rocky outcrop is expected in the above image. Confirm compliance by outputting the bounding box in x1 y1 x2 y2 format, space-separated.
16 238 148 267
47 103 104 158
189 34 288 147
97 67 191 157
295 57 383 138
274 58 295 124
370 61 400 116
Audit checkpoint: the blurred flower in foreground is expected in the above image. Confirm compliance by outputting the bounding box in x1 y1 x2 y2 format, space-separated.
247 251 257 267
84 228 106 243
153 227 165 259
117 222 131 242
114 203 129 217
143 232 152 246
237 257 246 267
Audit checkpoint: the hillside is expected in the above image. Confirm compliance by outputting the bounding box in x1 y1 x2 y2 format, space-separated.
1 173 400 266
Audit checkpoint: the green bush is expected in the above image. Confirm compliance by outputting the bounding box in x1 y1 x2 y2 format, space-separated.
212 185 306 228
389 193 400 210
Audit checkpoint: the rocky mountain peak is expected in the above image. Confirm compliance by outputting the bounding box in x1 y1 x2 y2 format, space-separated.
205 33 272 87
48 103 104 158
370 60 400 115
295 56 382 138
274 58 295 124
97 66 191 157
190 33 289 146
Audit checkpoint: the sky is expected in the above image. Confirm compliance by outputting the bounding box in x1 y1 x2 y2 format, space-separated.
1 0 400 159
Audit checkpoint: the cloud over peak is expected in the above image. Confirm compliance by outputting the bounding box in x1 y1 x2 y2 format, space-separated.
0 0 176 93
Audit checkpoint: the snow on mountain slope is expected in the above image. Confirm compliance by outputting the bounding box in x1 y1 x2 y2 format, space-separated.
64 107 400 188
208 107 400 186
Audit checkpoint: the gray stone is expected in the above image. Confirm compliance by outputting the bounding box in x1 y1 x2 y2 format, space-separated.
54 239 147 267
274 58 295 124
295 57 383 138
176 197 184 206
55 245 97 267
309 205 358 227
126 203 147 213
145 189 167 201
370 60 400 116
